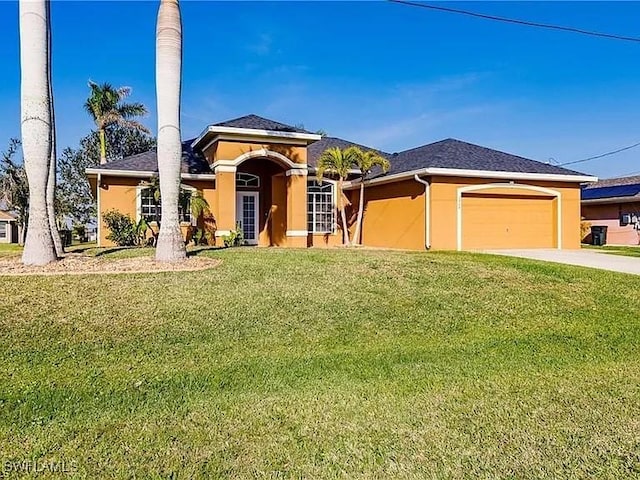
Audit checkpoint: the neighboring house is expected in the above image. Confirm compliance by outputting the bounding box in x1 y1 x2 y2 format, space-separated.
0 210 19 244
86 114 596 251
581 175 640 245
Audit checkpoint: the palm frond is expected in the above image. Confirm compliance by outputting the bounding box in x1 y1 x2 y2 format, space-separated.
115 118 151 134
116 86 132 99
189 192 210 219
117 102 148 119
316 147 354 179
85 81 148 131
350 148 390 176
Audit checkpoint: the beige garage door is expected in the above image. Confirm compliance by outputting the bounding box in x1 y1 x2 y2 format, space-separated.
461 193 557 250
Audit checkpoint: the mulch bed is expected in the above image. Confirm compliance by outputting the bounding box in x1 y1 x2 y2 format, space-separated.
0 252 221 277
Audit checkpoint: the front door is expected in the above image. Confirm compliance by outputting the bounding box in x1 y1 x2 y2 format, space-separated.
236 192 259 245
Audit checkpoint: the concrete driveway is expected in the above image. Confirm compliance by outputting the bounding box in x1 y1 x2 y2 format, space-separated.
485 249 640 276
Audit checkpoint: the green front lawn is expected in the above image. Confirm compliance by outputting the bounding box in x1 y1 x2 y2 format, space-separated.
1 249 639 478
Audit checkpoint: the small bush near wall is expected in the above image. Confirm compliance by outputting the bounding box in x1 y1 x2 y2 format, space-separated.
223 223 244 247
103 210 138 247
580 219 592 243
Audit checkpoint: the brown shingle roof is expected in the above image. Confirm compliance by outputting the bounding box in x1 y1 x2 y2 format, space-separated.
91 140 211 175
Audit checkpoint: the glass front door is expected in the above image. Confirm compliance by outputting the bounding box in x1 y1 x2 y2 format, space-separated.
235 192 259 245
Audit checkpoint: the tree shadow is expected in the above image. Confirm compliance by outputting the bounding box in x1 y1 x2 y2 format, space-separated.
93 246 140 257
186 245 225 257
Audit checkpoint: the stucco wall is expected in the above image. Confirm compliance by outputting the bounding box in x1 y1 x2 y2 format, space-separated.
98 176 216 247
206 140 307 166
582 202 640 245
359 179 426 250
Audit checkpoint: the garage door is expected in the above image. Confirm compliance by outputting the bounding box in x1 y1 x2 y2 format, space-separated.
461 193 557 250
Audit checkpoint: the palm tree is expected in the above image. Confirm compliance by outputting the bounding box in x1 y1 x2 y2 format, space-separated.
316 147 357 246
19 0 57 265
350 148 390 245
155 0 186 262
84 82 149 165
47 16 63 256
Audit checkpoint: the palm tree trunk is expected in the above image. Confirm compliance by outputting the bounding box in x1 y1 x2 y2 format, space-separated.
46 10 63 257
155 0 186 262
353 180 365 245
338 177 350 246
47 117 63 256
98 128 107 164
19 0 57 265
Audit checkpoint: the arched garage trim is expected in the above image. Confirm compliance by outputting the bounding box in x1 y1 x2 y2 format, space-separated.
456 182 562 251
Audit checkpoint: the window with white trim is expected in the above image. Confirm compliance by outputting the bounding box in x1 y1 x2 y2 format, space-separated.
236 172 260 187
140 188 192 223
307 180 335 234
0 221 6 239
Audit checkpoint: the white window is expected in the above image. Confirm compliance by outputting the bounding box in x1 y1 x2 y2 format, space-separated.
0 222 6 239
139 187 192 223
140 188 161 223
307 180 335 234
236 173 260 187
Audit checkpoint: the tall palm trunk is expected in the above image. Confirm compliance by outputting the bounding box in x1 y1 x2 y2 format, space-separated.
352 180 365 245
155 0 186 262
338 177 350 246
20 0 57 265
47 117 63 256
46 7 63 256
98 128 107 164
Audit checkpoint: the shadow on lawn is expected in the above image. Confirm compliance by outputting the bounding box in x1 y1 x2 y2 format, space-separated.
91 246 141 257
95 245 225 257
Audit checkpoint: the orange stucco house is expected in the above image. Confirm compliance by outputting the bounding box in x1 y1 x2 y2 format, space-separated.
87 114 597 251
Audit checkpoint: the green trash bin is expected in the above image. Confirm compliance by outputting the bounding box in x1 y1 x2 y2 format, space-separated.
590 225 608 246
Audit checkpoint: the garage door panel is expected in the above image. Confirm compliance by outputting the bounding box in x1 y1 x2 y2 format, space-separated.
462 194 556 250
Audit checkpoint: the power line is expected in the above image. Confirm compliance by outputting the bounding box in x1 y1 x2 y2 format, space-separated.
559 142 640 166
388 0 640 44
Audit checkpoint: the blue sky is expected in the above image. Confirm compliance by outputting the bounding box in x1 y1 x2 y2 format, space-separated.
1 1 639 178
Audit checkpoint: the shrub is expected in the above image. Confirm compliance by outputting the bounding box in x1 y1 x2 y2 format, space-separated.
103 210 138 246
72 224 86 240
223 222 244 247
580 219 592 242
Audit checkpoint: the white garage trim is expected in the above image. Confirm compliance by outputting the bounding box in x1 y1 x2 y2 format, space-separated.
456 182 562 251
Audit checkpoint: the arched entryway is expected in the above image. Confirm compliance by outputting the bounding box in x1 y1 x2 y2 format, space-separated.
212 149 308 247
236 157 289 246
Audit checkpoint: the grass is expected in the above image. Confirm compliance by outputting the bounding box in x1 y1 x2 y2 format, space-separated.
0 242 98 258
583 244 640 258
0 243 23 257
1 248 639 478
